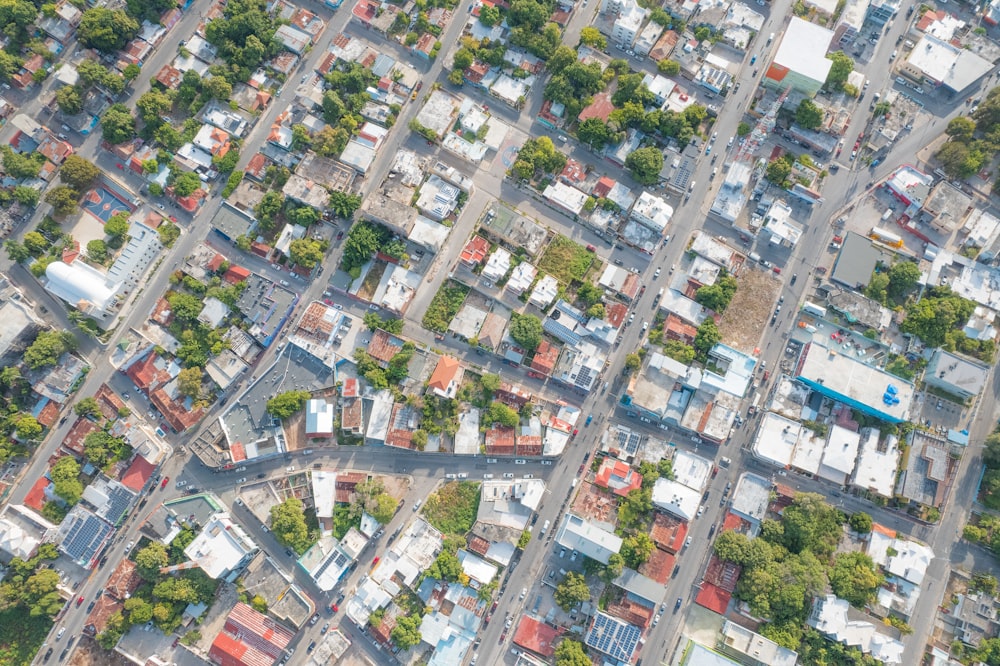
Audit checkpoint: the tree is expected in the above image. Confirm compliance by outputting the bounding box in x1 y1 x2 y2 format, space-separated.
12 185 39 207
985 432 1000 470
946 116 976 141
87 239 108 262
167 292 202 322
255 191 283 226
172 171 201 197
554 572 590 610
478 4 500 26
937 140 984 179
177 367 203 400
795 99 823 130
5 240 29 263
657 59 681 75
772 492 844 557
79 8 140 52
14 414 41 440
101 104 137 144
509 313 543 351
554 639 591 666
390 614 422 649
484 401 519 427
328 191 362 219
124 597 153 623
24 331 76 369
270 498 312 553
55 86 82 115
427 551 462 581
370 493 397 524
849 511 873 533
624 353 641 371
45 186 79 216
134 543 169 580
620 532 655 568
74 397 101 419
694 318 721 359
266 390 311 419
289 238 325 269
577 118 617 151
23 231 49 257
286 204 320 227
885 261 920 304
50 456 83 505
737 121 752 137
204 76 232 100
625 146 664 185
824 51 854 91
105 212 130 238
695 274 738 312
618 487 652 530
766 157 792 185
135 89 174 125
829 552 883 607
579 26 606 50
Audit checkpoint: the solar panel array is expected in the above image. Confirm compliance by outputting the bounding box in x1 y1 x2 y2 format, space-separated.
576 366 593 390
615 428 643 456
105 485 137 525
61 511 113 566
585 612 641 662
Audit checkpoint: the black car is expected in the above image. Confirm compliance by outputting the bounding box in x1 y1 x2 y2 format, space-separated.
59 648 69 662
43 648 53 662
674 597 682 612
307 641 316 653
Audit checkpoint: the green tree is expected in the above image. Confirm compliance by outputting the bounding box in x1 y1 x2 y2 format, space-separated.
45 186 79 216
579 26 606 50
79 8 140 52
177 367 203 400
134 543 169 580
172 171 201 197
625 146 664 185
14 414 41 440
946 116 976 141
50 456 83 505
24 331 77 369
617 487 652 530
554 572 590 610
12 185 39 207
87 239 108 262
479 4 500 26
554 639 591 666
328 191 362 219
658 58 681 75
693 318 721 359
289 238 325 269
824 51 854 91
101 104 137 144
255 191 284 226
509 313 543 351
937 140 985 179
829 552 883 607
22 231 49 257
771 492 844 557
663 340 696 364
885 261 920 304
795 99 823 130
620 532 655 568
167 292 202 322
695 273 738 312
849 511 873 533
624 353 641 371
737 121 752 137
105 212 130 238
204 76 232 100
270 498 312 553
390 614 422 649
427 551 462 581
124 597 153 623
55 86 82 115
577 118 617 151
5 239 30 263
135 89 174 125
266 390 311 419
74 397 101 419
766 156 793 185
484 401 519 427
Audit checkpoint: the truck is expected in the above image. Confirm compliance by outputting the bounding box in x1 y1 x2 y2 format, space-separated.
801 301 827 318
870 227 904 248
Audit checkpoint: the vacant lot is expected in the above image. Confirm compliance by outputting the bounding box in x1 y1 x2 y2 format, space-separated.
537 235 594 284
717 268 781 353
422 480 481 535
422 280 470 333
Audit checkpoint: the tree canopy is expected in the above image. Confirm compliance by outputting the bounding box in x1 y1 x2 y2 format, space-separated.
509 313 543 351
269 498 313 553
795 99 823 130
695 273 738 312
24 330 77 369
266 390 311 419
829 552 883 607
78 8 139 53
554 572 590 610
625 146 664 185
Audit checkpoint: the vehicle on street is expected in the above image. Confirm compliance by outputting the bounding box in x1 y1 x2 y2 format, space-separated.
653 267 661 278
160 476 169 489
585 415 593 426
56 628 65 640
674 597 683 612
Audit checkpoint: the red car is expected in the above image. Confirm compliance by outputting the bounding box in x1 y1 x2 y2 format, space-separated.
76 596 84 607
372 556 380 565
160 476 169 489
586 244 596 252
331 603 339 612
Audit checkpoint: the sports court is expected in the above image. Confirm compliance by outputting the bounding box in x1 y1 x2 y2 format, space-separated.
82 181 136 224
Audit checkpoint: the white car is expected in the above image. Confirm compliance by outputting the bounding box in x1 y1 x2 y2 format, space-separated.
641 321 649 332
176 480 188 488
653 267 661 278
728 136 735 147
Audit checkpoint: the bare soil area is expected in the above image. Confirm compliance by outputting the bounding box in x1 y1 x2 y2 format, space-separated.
67 637 132 666
718 268 782 353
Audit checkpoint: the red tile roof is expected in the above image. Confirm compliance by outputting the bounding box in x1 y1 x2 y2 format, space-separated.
367 329 403 367
594 458 643 497
120 455 155 492
150 387 203 433
485 426 516 455
605 302 628 328
593 176 615 198
460 235 490 266
579 92 615 123
512 615 561 658
244 153 270 181
650 512 688 554
24 476 50 511
530 340 559 375
428 356 461 395
223 265 251 284
695 582 731 615
341 377 359 398
36 401 60 427
211 602 294 666
62 418 98 456
516 435 542 456
352 0 378 22
640 548 675 584
106 558 142 600
722 511 750 533
150 296 174 327
155 65 183 89
703 554 741 592
664 313 698 344
125 353 171 392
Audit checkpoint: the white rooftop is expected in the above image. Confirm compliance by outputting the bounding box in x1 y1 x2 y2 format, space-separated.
672 449 712 492
184 513 257 579
773 17 834 85
729 473 772 525
651 478 700 521
311 470 337 521
886 539 933 585
819 424 861 485
555 513 623 564
752 412 799 467
851 430 900 498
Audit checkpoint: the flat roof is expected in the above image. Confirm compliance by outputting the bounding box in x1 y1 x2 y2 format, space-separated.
651 478 700 521
672 450 713 492
796 341 913 423
773 17 834 84
729 473 772 524
752 411 799 467
555 513 622 565
852 430 900 497
906 34 992 91
820 424 861 484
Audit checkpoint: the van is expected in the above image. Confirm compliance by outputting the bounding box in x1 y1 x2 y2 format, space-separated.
767 32 774 44
688 181 696 192
541 520 550 534
881 208 892 221
571 478 578 488
749 252 762 263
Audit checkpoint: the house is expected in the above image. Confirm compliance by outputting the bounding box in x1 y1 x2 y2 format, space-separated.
428 356 463 399
555 513 622 564
595 458 643 497
305 399 334 437
924 349 989 401
209 602 294 666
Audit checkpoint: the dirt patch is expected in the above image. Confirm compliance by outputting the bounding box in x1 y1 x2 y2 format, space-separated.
717 268 781 353
379 474 410 501
67 636 133 666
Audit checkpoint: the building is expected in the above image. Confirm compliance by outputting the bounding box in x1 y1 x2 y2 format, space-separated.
764 17 835 98
851 429 900 498
794 341 913 423
719 620 798 666
867 0 900 25
428 356 463 399
611 0 648 49
209 602 295 666
901 34 993 93
630 191 673 235
44 260 122 320
57 505 112 569
595 458 643 497
651 478 700 521
305 399 334 437
585 612 642 663
809 595 905 664
924 349 989 401
184 512 258 580
555 513 622 564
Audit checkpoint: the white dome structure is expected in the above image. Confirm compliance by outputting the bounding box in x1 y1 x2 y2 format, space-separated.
45 261 120 312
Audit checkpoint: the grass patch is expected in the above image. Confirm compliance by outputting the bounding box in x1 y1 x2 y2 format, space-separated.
333 503 360 540
422 280 470 333
0 609 52 665
422 480 481 535
537 235 594 284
